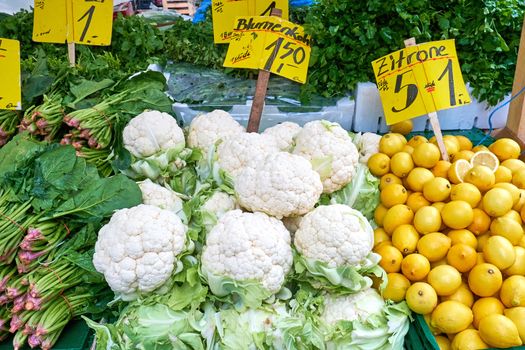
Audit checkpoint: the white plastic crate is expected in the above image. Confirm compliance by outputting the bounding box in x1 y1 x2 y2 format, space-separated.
353 82 510 133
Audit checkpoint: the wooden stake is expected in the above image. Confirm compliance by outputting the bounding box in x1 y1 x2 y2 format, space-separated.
247 8 283 133
67 42 75 67
404 37 449 161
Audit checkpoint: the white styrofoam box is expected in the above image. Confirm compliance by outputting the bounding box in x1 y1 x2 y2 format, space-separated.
354 82 510 133
172 97 356 131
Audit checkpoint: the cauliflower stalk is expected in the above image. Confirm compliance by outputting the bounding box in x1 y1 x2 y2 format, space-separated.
200 210 293 308
235 152 323 218
262 122 302 152
93 204 193 301
293 204 385 294
293 120 359 193
187 109 245 152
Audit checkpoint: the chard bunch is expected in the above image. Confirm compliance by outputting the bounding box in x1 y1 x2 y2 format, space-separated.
20 94 64 141
0 110 20 146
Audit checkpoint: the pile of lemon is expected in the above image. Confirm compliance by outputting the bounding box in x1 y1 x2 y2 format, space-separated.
369 131 525 349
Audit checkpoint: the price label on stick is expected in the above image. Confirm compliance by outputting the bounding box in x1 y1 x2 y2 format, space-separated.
212 0 289 43
0 38 22 110
223 16 311 83
33 0 67 43
372 39 471 125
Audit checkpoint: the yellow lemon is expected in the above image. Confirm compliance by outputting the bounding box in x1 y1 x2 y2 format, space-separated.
435 335 451 350
476 252 486 264
468 263 503 297
427 265 462 296
513 168 525 189
456 135 473 151
463 165 495 192
368 153 391 177
502 209 523 224
402 144 414 154
406 167 435 192
504 307 525 343
374 204 388 227
494 165 513 183
423 177 452 202
406 192 431 212
432 136 461 155
382 272 411 302
450 183 481 208
430 257 448 269
501 158 525 174
432 160 452 178
470 150 499 172
467 208 491 236
380 183 408 208
472 145 489 152
478 314 522 348
431 300 473 334
514 189 525 211
441 282 474 308
476 233 490 253
379 173 402 191
483 235 515 270
390 120 413 135
492 182 521 205
373 228 390 248
417 232 451 262
414 206 442 234
407 135 428 147
447 243 477 273
447 229 478 249
441 201 474 229
375 245 403 273
383 204 414 234
451 329 488 350
392 224 419 255
452 150 474 162
500 275 525 308
490 217 524 245
401 253 431 281
448 159 473 184
379 133 405 157
413 143 441 168
504 246 525 276
472 297 505 329
390 152 414 178
405 281 438 314
482 187 513 217
489 138 521 161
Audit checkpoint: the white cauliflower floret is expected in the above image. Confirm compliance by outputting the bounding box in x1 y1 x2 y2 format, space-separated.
201 191 238 218
123 110 185 158
217 133 280 178
353 132 382 164
321 288 385 325
93 204 187 301
293 120 359 193
294 204 374 268
188 110 245 152
262 122 302 151
201 210 292 294
235 152 322 218
138 179 183 213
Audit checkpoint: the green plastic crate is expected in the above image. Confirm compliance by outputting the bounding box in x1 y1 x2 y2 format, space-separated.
408 127 495 147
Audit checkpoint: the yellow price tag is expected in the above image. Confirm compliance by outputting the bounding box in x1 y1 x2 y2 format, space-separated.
372 39 471 125
211 0 289 44
223 16 311 84
32 0 112 46
0 38 22 110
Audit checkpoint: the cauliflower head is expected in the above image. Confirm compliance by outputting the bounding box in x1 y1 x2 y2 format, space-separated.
262 122 301 151
138 179 183 213
235 152 322 218
217 133 279 178
188 110 245 152
93 204 188 300
293 120 358 193
201 210 292 296
123 110 185 158
201 191 238 218
294 204 374 267
320 288 385 325
353 132 382 164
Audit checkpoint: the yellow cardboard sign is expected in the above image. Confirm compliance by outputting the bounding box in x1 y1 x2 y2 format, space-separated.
0 38 22 110
372 39 470 125
33 0 113 46
212 0 289 43
223 16 311 84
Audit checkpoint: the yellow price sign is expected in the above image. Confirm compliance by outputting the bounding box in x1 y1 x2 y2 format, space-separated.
212 0 289 43
372 39 471 125
33 0 112 46
0 38 22 110
223 16 311 84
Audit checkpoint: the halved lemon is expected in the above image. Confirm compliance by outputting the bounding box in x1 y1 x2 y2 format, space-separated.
470 150 499 172
448 159 472 184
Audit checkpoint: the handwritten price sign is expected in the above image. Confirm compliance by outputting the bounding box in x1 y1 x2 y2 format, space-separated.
0 38 21 110
223 16 311 83
372 39 470 125
33 0 112 45
212 0 289 43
